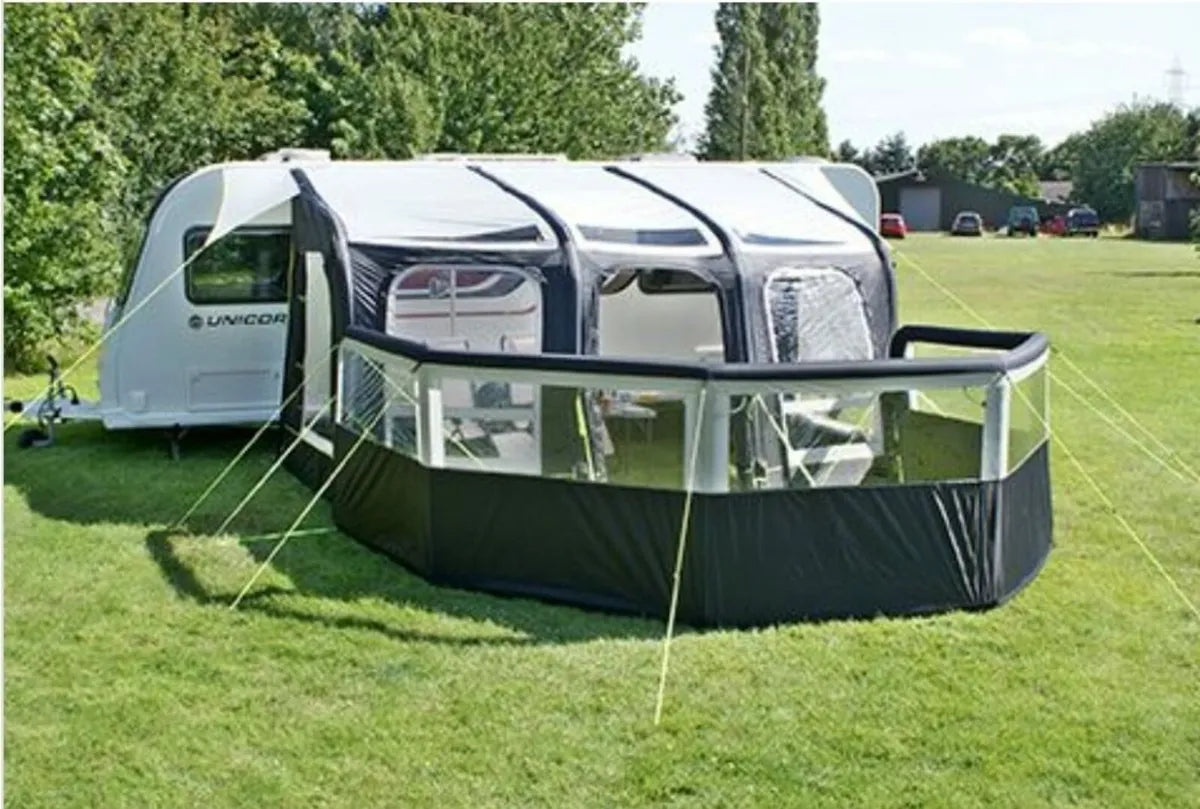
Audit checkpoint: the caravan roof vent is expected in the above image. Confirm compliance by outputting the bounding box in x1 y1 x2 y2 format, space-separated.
620 152 698 162
416 153 568 162
259 148 332 163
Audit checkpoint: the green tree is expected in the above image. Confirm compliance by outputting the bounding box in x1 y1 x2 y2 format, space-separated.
217 4 440 159
985 134 1043 197
863 131 915 176
3 5 123 370
917 136 991 182
701 3 827 159
430 4 679 157
73 4 309 263
1192 145 1199 254
916 134 1041 196
1073 101 1195 222
3 3 680 366
1038 132 1086 181
832 139 860 164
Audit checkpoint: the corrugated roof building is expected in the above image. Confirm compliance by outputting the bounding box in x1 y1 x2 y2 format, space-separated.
1133 162 1200 240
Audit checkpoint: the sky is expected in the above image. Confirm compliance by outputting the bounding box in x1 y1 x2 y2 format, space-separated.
629 2 1200 152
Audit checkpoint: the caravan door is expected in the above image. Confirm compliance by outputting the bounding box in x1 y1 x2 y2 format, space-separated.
177 225 291 418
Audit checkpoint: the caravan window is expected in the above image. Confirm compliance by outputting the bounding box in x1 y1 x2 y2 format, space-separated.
184 228 289 304
385 265 542 354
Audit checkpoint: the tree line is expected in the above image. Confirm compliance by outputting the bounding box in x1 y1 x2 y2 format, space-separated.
4 2 1193 370
3 3 683 370
835 102 1200 223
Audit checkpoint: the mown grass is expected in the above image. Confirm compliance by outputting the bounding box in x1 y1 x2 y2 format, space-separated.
4 234 1199 808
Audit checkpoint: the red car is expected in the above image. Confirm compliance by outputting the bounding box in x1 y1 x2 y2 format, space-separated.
879 213 907 239
1040 215 1066 236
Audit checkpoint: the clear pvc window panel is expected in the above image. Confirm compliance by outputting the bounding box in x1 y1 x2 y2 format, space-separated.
766 269 873 363
1009 365 1048 472
725 380 991 490
427 373 690 488
385 265 541 355
337 341 1034 492
340 344 418 455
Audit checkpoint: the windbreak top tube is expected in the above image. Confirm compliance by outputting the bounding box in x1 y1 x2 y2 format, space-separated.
345 323 1048 384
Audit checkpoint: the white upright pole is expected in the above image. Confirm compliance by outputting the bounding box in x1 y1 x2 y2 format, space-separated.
654 384 708 725
981 374 1012 481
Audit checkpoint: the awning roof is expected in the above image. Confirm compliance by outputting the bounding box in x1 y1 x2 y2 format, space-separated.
615 163 869 250
210 159 875 255
301 162 556 245
480 162 722 255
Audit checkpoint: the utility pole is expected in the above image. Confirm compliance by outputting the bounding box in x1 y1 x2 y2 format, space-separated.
1166 56 1186 107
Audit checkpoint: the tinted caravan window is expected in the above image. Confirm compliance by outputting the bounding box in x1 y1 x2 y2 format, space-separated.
184 228 289 304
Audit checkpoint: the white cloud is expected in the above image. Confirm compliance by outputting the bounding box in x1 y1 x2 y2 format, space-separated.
1059 39 1102 58
829 47 889 65
965 26 1033 52
904 49 963 70
1113 42 1150 57
690 29 719 49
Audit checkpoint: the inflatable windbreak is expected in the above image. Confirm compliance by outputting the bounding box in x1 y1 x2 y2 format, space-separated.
272 159 1052 627
109 156 1053 627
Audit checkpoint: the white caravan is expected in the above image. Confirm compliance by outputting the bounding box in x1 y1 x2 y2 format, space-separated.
12 151 879 445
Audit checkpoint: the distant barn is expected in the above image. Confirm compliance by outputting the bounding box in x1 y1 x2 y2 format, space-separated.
876 169 1067 231
1133 162 1200 241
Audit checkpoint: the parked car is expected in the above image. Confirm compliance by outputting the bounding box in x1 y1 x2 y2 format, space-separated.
1006 205 1039 237
879 212 907 239
1065 207 1100 237
1040 214 1067 236
950 210 983 236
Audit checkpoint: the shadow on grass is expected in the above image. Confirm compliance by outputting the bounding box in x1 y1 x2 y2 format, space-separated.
142 526 664 647
3 421 282 527
6 422 664 646
1105 270 1200 279
141 525 609 648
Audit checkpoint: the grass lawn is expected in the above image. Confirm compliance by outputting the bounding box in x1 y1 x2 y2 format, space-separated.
4 234 1199 808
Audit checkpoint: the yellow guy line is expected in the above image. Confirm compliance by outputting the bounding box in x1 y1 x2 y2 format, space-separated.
894 248 1197 621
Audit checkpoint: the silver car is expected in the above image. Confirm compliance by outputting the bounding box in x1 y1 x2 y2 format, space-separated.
951 210 984 236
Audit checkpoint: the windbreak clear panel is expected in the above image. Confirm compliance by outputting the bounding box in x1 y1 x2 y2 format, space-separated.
338 344 1033 491
1008 365 1048 472
430 371 690 488
743 387 884 489
725 378 991 489
766 269 873 363
339 344 418 453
